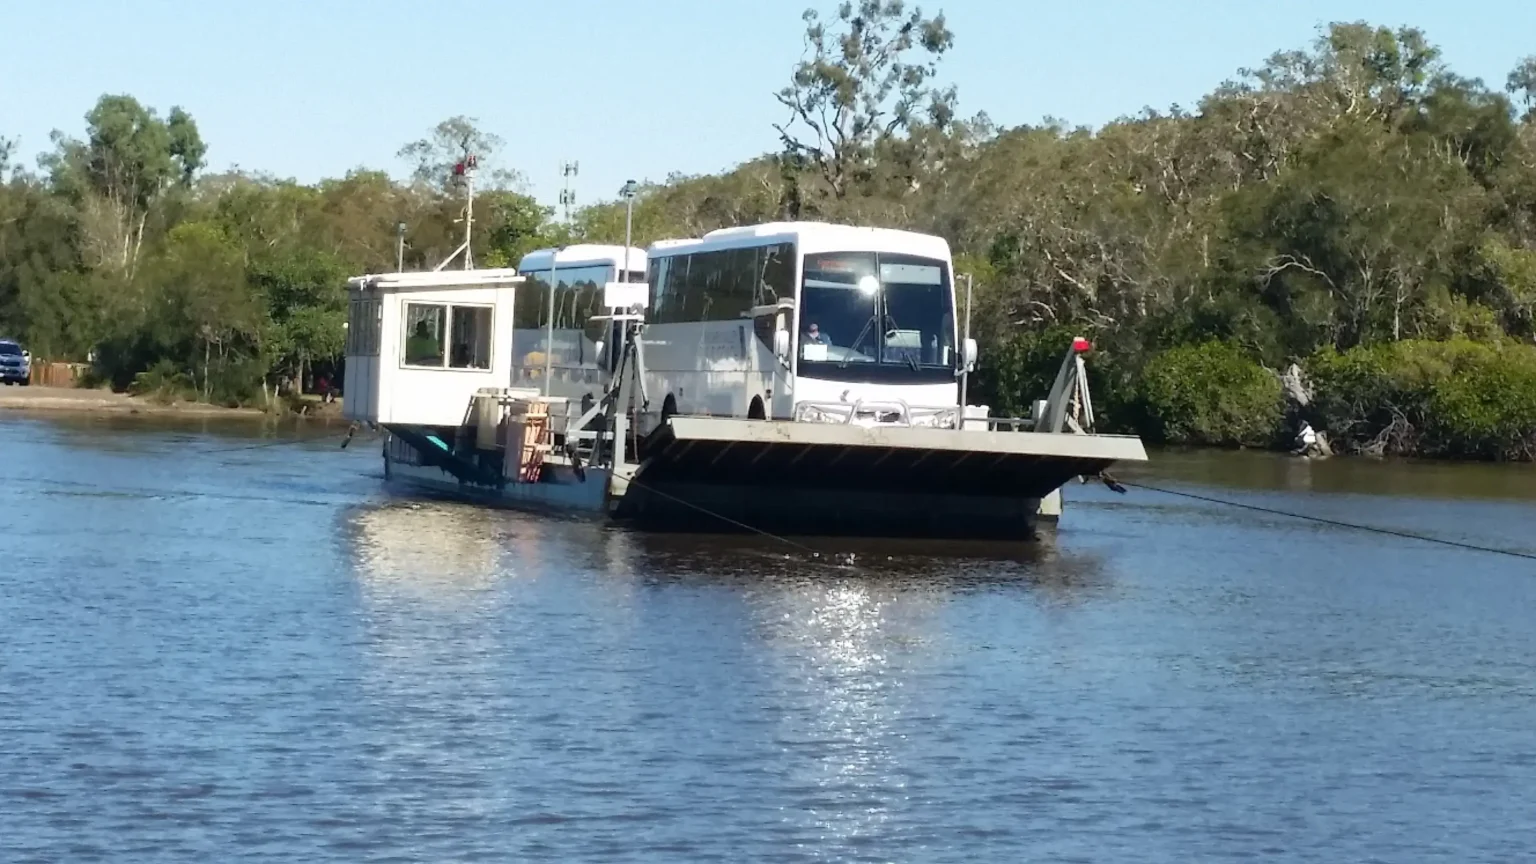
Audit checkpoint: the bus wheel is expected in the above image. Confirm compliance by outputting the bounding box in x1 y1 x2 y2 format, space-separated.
748 397 766 420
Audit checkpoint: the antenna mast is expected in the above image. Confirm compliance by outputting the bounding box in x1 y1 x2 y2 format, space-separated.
462 154 474 270
432 152 478 271
559 161 579 222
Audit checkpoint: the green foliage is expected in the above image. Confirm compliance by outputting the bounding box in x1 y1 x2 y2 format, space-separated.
1135 342 1284 447
249 247 348 385
1308 340 1536 460
1509 56 1536 121
776 1 956 204
482 192 553 266
971 324 1079 419
0 111 576 406
129 358 196 403
136 221 264 403
1472 236 1536 336
969 324 1137 431
397 115 524 191
40 95 205 277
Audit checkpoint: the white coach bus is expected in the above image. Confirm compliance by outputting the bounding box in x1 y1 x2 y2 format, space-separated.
636 221 975 432
512 244 646 399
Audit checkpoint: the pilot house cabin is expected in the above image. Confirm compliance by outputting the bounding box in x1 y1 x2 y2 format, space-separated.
342 269 523 427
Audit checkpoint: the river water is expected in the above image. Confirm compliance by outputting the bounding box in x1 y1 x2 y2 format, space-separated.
2 415 1534 862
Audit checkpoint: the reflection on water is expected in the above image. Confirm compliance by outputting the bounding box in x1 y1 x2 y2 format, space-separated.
346 501 506 599
753 574 916 848
624 531 1112 601
5 415 1536 862
29 412 345 455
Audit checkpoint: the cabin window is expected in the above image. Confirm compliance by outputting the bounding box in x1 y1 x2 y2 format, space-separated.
402 301 494 370
403 303 446 367
449 305 493 369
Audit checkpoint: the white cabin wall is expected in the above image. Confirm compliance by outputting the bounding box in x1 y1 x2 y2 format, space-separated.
342 293 382 423
494 289 516 385
377 285 513 427
375 296 401 422
342 360 366 421
341 356 379 422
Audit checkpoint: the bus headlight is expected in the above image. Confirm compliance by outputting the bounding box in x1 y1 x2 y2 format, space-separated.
793 402 840 424
910 408 958 429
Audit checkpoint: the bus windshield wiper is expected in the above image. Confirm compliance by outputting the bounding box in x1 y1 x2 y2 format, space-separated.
841 314 878 368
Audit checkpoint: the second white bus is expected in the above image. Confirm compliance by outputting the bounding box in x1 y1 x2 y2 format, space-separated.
513 244 647 398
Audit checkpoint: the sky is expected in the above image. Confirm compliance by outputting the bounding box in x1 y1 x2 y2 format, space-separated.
2 0 1531 211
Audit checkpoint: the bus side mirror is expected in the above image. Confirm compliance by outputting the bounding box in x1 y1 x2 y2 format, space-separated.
774 329 791 359
594 340 605 363
963 338 978 371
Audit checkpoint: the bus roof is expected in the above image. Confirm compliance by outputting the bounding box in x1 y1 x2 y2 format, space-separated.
646 221 952 261
517 244 648 273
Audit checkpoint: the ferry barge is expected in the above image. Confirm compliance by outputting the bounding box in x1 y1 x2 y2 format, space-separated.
341 221 1146 540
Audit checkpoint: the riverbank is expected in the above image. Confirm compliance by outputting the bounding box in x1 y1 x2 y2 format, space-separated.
978 334 1536 463
0 386 340 419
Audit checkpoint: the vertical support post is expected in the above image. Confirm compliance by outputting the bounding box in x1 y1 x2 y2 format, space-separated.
614 404 629 467
958 272 974 430
395 222 405 273
544 249 558 396
615 179 638 410
622 181 635 278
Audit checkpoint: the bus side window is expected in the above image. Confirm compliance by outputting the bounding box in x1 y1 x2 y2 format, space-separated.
646 260 662 311
724 248 754 317
758 243 793 307
657 256 689 324
682 252 711 321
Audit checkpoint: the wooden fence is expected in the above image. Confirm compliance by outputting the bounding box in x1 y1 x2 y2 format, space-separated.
28 362 90 388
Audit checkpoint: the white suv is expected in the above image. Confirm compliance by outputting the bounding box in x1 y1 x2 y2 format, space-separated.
0 339 31 385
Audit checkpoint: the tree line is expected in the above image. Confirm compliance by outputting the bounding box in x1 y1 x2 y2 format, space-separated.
0 107 567 403
2 4 1535 457
577 7 1536 460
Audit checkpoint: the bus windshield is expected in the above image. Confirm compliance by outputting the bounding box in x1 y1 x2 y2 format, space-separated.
797 251 955 383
